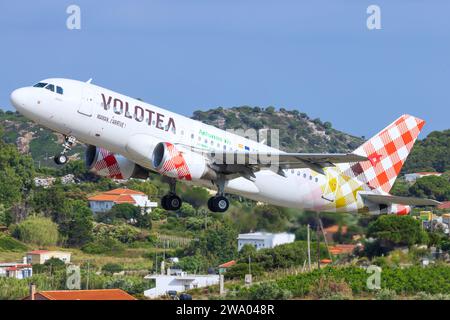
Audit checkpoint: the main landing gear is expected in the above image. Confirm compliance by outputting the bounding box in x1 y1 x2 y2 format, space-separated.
207 176 230 213
161 178 182 211
54 135 77 165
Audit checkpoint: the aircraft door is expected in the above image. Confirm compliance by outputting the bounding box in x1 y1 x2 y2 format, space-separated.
78 85 95 117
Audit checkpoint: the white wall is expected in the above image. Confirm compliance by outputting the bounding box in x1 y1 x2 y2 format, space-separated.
144 275 219 298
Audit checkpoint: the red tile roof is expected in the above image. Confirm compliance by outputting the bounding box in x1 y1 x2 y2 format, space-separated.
105 188 145 195
329 244 357 255
88 188 145 204
438 201 450 210
27 250 50 254
218 260 236 268
27 289 137 300
324 225 348 234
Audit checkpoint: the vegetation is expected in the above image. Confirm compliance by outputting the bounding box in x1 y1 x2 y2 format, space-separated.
11 216 59 246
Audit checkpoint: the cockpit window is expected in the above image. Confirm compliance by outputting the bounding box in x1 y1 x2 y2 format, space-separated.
56 86 63 95
45 84 55 92
33 82 48 88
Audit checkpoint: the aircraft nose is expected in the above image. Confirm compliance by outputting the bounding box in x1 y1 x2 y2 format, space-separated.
10 88 26 109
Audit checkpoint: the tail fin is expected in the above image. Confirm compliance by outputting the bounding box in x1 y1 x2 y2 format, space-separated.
344 114 425 193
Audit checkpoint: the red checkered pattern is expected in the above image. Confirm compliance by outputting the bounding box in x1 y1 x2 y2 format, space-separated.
344 114 425 193
93 148 124 179
391 204 411 216
159 143 192 181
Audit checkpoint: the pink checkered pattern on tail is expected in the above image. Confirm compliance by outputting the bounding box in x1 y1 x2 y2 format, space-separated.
345 114 425 194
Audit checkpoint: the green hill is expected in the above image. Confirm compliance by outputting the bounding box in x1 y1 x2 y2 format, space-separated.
401 129 450 173
192 106 364 153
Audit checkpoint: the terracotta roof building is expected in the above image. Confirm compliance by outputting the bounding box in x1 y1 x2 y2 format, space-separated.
88 188 157 214
24 288 137 300
26 250 71 265
218 260 236 273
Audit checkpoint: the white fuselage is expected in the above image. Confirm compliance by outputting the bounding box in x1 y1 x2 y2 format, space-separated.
10 78 360 211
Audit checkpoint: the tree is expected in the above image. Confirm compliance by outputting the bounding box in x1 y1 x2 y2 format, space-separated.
102 263 123 274
59 200 93 247
184 223 238 268
12 216 59 246
253 205 290 232
31 184 66 221
0 139 35 207
238 244 257 260
409 176 450 201
105 203 151 228
367 215 428 249
178 203 196 217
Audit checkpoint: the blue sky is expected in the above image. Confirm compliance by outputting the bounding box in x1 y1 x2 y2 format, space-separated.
0 0 449 137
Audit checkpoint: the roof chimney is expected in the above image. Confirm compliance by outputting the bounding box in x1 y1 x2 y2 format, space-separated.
29 283 36 300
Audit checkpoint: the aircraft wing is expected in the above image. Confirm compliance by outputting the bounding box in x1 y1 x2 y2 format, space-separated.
206 151 368 176
359 192 441 207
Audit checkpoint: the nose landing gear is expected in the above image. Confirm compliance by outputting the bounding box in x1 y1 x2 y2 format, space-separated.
54 135 76 165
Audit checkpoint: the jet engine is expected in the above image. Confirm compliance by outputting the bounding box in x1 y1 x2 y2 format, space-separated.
379 203 411 216
152 142 217 181
85 145 148 180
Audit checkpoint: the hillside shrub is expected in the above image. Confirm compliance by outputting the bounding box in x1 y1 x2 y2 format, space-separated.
82 237 125 254
247 282 292 300
0 234 28 251
12 216 58 246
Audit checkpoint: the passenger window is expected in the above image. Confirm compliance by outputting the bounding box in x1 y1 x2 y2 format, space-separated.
45 84 55 92
56 86 63 95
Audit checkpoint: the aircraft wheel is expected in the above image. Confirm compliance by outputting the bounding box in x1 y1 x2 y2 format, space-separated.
161 194 182 211
54 154 68 165
208 196 229 213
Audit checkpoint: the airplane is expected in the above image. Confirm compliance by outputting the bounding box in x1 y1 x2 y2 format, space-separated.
10 78 440 214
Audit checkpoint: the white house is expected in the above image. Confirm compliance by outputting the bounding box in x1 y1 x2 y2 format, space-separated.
237 232 295 251
144 272 220 298
0 262 33 279
88 188 158 214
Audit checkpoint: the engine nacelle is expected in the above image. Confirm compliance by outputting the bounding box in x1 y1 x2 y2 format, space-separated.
152 142 217 181
380 204 411 216
86 145 148 180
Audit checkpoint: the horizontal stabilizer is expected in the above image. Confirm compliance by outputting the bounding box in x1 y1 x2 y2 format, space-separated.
360 192 441 207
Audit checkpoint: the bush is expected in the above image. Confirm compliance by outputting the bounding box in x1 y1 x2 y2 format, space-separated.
276 265 450 298
375 289 397 300
102 263 124 274
92 223 141 244
0 234 28 251
82 237 125 254
310 277 353 300
103 276 151 295
12 216 59 246
225 263 263 280
248 282 292 300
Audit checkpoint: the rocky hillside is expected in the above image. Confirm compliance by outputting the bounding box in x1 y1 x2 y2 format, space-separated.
192 106 364 153
0 110 84 168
